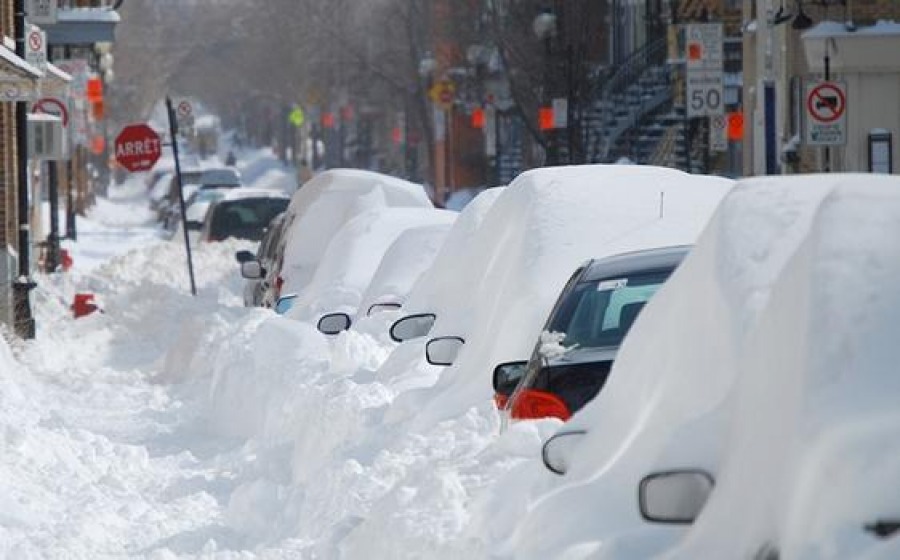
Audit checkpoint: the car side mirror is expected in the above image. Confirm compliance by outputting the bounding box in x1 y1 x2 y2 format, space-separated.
493 361 528 395
638 470 714 524
367 302 402 317
425 336 465 366
274 294 298 315
389 313 436 343
235 250 255 263
317 312 352 335
541 429 587 475
240 260 264 280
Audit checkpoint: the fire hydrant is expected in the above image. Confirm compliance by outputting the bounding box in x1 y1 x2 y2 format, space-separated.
71 293 99 318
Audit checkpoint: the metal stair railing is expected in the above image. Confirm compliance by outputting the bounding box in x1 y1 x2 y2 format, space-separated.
585 36 671 162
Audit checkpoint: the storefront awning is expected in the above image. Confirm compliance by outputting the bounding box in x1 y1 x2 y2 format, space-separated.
0 43 42 102
42 8 120 45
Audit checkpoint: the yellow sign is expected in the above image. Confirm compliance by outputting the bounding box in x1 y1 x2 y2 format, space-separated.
288 106 305 127
429 80 456 110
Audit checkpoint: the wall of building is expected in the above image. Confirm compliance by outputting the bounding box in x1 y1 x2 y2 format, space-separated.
0 0 18 329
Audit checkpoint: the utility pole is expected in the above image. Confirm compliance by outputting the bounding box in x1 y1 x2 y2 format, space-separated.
13 0 36 339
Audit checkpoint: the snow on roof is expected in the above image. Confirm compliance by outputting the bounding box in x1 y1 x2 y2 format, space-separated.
58 8 122 23
223 187 289 201
802 19 900 39
506 173 895 559
0 39 42 78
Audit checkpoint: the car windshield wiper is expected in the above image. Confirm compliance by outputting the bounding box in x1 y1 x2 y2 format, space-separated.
865 520 900 539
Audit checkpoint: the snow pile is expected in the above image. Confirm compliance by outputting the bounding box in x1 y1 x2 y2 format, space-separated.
9 151 897 560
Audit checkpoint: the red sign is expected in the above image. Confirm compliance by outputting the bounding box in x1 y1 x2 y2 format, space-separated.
115 124 161 173
806 82 846 124
86 77 103 103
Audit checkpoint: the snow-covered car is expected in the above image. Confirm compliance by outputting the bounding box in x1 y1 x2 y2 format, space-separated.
280 206 456 329
152 168 206 220
494 245 691 423
410 165 731 431
388 187 506 345
505 174 898 560
645 174 900 560
261 168 434 308
315 221 454 334
200 189 290 243
197 166 241 189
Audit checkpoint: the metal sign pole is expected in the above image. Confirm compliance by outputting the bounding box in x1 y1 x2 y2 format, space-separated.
165 96 197 296
14 0 35 338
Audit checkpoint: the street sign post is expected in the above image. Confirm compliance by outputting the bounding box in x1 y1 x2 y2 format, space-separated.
804 80 847 146
114 124 161 173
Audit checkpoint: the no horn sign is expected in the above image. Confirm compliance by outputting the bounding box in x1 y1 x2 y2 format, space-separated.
805 80 847 146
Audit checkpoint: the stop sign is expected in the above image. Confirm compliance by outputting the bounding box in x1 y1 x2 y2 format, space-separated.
115 124 162 173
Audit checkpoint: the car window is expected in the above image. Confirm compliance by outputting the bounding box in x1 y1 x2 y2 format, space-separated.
549 269 671 350
210 198 290 241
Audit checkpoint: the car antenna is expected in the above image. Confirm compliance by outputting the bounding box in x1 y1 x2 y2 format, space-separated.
659 191 665 219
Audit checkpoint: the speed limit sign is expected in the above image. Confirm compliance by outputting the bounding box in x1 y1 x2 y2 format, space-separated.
686 71 724 117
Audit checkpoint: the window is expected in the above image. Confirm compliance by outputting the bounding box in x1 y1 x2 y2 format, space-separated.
549 269 670 350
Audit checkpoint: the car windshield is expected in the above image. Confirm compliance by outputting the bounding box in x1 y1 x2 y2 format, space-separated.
548 269 672 351
209 198 290 241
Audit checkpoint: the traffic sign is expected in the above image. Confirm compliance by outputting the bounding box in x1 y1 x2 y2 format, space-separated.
173 98 194 129
25 25 47 72
805 80 847 146
709 113 727 152
115 124 161 173
288 106 305 127
429 80 456 111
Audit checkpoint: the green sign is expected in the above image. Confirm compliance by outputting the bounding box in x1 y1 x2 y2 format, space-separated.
289 106 305 127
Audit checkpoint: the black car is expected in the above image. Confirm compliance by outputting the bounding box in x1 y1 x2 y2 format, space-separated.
201 196 289 243
493 245 691 422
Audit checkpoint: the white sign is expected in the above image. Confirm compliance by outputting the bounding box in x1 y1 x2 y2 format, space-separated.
25 26 47 73
709 113 728 152
685 23 724 118
173 98 194 129
804 80 847 146
687 71 724 117
26 0 57 25
685 23 724 70
551 97 568 129
484 106 497 157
